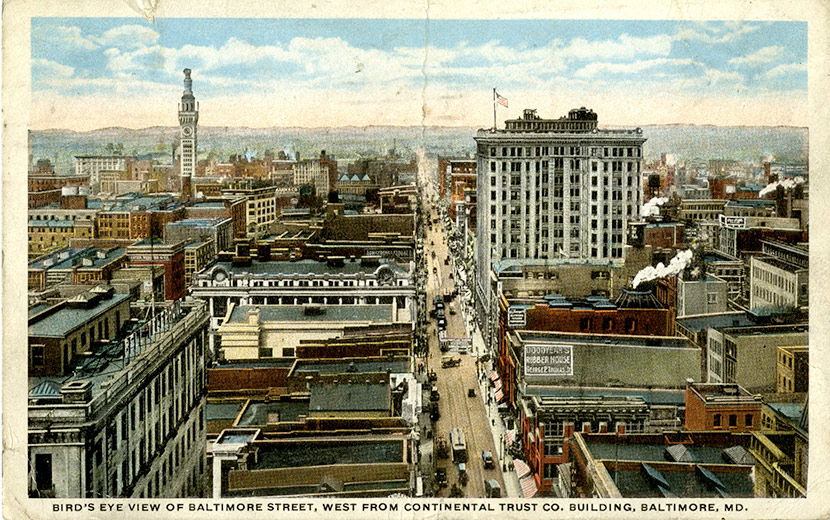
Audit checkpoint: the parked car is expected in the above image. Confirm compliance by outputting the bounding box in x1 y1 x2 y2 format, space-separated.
435 468 448 487
441 355 461 368
467 388 476 397
484 479 501 498
481 451 495 469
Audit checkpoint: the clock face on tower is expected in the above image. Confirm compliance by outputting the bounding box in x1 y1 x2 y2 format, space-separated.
182 125 193 137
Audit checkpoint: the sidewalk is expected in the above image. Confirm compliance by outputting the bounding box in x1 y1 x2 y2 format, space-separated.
462 300 522 498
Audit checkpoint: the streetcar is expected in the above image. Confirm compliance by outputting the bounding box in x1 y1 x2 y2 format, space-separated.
449 428 468 463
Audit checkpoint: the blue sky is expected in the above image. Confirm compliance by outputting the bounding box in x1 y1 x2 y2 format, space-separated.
31 18 808 129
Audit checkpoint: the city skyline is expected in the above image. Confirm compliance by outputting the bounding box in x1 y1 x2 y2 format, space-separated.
31 18 807 131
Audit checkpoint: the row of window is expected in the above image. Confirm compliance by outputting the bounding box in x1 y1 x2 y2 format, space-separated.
712 413 753 427
488 146 641 159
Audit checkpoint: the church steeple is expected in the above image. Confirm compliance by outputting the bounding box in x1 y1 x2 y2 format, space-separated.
178 68 198 200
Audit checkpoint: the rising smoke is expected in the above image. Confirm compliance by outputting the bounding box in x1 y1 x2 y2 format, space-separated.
631 249 694 289
640 197 668 217
758 177 805 198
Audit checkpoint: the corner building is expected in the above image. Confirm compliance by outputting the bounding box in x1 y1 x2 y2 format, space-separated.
474 108 646 343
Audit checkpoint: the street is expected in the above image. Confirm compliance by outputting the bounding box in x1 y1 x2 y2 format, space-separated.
422 207 506 498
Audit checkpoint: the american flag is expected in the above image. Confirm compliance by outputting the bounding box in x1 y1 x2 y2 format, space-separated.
496 92 508 107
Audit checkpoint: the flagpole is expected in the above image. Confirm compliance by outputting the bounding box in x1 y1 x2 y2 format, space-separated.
493 88 497 131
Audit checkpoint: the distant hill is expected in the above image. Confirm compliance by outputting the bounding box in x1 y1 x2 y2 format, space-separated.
29 124 808 174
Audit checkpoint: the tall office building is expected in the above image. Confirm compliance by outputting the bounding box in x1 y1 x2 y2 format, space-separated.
474 107 646 340
178 68 199 200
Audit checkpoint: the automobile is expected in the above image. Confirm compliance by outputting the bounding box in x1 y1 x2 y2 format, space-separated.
481 451 495 469
457 463 468 486
428 370 437 382
436 438 449 459
484 479 501 498
430 407 440 421
433 266 437 274
435 468 448 487
437 319 446 329
436 310 445 320
449 308 456 315
430 387 440 401
467 388 476 398
436 301 444 309
441 355 461 368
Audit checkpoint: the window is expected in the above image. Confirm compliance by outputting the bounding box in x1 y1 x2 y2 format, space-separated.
713 414 721 427
543 463 557 480
745 414 753 427
729 414 737 427
31 345 45 367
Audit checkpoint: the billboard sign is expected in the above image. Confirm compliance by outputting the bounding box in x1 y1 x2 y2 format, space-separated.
524 343 573 377
507 307 527 328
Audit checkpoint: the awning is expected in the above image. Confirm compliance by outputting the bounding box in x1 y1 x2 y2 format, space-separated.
494 379 502 392
513 458 531 479
495 389 504 403
519 475 538 499
489 371 499 382
504 430 515 447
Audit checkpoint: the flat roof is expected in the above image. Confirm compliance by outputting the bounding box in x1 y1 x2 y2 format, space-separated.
494 258 623 273
295 359 409 374
525 386 685 406
676 313 754 332
237 400 310 425
251 439 404 470
228 305 394 324
766 402 805 424
29 246 126 271
517 331 694 350
309 383 390 412
216 259 404 276
611 466 754 498
205 402 245 421
754 255 806 273
29 220 75 227
29 293 131 338
166 218 229 227
587 439 737 465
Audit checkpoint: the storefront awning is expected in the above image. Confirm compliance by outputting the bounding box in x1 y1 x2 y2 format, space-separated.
504 430 515 447
489 371 499 382
519 475 538 499
495 389 504 403
513 458 530 480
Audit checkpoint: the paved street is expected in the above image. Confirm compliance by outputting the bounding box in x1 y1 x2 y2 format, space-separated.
422 210 506 498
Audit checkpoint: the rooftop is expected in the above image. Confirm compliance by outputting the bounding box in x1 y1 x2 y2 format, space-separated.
675 312 755 333
30 302 205 405
517 331 695 350
29 246 126 271
294 359 409 375
237 400 310 425
494 257 624 274
213 259 405 276
525 385 685 406
309 383 391 412
28 293 131 338
754 255 807 274
227 305 394 324
166 218 230 228
250 439 404 470
29 219 75 228
206 402 245 421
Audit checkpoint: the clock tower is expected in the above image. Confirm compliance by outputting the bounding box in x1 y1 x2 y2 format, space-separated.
178 68 198 200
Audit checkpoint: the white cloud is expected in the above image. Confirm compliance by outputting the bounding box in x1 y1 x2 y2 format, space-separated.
98 25 160 48
54 25 99 50
763 62 807 78
561 34 672 61
32 58 75 78
673 22 761 44
728 46 784 66
573 58 700 78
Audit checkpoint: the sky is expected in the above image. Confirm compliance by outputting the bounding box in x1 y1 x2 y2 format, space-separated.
30 18 808 130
